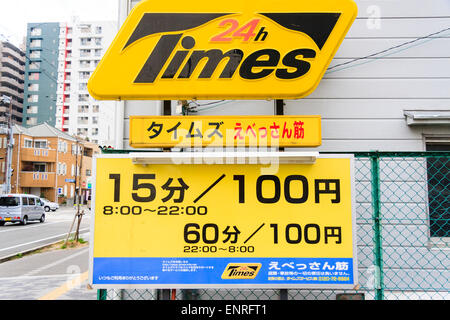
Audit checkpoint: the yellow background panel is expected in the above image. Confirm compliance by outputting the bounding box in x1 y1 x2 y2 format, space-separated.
93 157 354 260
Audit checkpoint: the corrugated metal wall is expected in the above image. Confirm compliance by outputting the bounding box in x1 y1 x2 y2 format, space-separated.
110 0 450 300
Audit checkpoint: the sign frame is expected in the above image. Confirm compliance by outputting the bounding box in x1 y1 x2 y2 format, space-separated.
88 152 358 290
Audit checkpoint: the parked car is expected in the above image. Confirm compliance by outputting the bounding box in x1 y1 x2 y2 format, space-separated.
40 198 59 212
0 194 46 226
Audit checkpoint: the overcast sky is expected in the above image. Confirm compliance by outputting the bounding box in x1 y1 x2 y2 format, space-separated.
0 0 119 46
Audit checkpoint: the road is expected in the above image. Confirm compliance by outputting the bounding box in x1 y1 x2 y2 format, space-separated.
0 207 96 300
0 207 90 261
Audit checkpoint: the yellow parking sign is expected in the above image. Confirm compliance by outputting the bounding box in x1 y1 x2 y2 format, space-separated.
89 153 358 289
88 0 357 100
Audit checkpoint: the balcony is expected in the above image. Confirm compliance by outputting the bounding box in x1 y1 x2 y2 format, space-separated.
10 98 23 109
21 148 57 163
2 47 25 62
0 76 24 91
0 86 22 99
1 59 25 75
20 172 56 188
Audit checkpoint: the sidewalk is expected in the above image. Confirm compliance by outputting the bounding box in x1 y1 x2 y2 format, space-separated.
0 244 96 300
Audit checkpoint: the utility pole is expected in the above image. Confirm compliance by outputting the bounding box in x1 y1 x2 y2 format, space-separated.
75 140 84 241
74 138 79 208
1 95 13 194
64 138 83 246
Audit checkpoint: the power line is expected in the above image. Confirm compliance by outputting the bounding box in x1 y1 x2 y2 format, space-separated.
195 100 226 107
327 27 450 72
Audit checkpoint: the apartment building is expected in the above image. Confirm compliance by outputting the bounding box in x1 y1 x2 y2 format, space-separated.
0 122 99 203
55 18 118 146
22 23 60 127
22 19 118 146
0 41 25 125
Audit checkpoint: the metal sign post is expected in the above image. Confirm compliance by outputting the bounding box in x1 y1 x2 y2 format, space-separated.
1 95 13 194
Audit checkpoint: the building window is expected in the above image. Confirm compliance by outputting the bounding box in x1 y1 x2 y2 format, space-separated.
78 94 90 102
24 139 33 148
80 38 92 46
33 163 46 172
30 50 41 59
79 83 88 91
78 105 89 113
79 61 91 68
29 72 40 81
34 140 48 149
27 95 39 103
77 128 89 135
26 117 37 126
79 72 90 80
80 49 91 57
28 84 39 91
77 117 89 125
57 163 67 175
426 140 450 238
95 26 102 34
30 27 42 36
29 62 40 70
30 40 41 48
80 25 92 33
72 144 82 155
58 140 68 153
27 106 38 114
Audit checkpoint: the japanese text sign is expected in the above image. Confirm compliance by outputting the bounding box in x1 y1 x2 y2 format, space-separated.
88 0 357 100
130 116 321 148
89 153 358 289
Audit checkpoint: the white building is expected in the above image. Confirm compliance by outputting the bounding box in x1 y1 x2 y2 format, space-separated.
55 17 118 146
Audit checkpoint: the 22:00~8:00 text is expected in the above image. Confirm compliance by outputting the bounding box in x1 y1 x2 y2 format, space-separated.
102 205 208 216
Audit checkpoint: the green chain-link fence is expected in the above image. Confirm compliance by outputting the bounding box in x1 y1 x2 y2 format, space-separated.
97 151 449 300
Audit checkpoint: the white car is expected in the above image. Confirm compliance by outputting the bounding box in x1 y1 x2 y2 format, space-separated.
40 198 59 212
0 194 46 226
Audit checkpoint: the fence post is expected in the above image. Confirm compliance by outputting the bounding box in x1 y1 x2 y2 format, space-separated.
370 153 384 300
97 289 107 300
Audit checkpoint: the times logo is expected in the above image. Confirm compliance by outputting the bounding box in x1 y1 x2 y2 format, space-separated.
124 13 341 84
222 264 262 280
88 0 357 100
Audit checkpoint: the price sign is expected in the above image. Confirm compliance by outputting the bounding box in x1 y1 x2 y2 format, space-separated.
89 153 358 289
